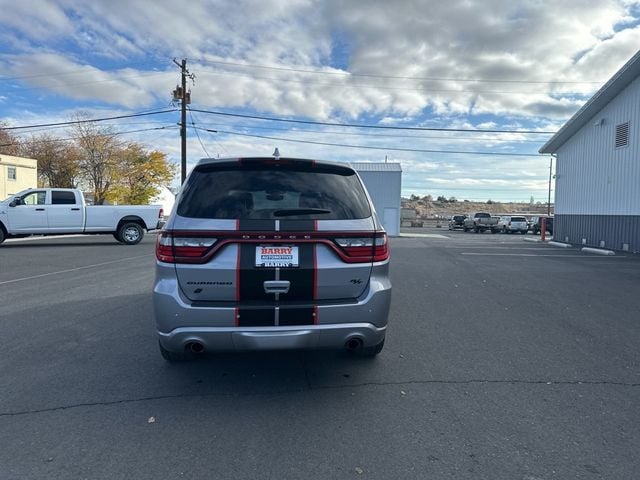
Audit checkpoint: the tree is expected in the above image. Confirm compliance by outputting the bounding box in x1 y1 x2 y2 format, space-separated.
409 194 420 201
0 123 21 156
436 195 447 202
20 134 81 188
486 199 494 204
107 143 176 205
72 117 120 205
448 196 457 203
422 194 433 202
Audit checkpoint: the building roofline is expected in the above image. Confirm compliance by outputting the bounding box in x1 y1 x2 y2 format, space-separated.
539 49 640 154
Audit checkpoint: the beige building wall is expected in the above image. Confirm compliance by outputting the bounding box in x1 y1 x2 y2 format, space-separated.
0 155 38 200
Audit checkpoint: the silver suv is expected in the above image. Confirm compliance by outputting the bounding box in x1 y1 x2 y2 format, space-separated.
153 157 391 361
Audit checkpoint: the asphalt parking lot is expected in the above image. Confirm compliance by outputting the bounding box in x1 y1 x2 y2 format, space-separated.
1 230 639 479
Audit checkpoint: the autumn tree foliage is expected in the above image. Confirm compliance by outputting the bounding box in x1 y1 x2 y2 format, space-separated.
107 144 176 205
3 117 175 205
20 135 82 188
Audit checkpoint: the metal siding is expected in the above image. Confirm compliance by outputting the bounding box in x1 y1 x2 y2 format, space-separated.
351 162 402 172
555 214 640 253
356 171 402 236
556 76 640 215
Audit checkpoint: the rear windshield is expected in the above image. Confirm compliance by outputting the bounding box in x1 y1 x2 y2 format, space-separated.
511 217 526 222
177 162 371 220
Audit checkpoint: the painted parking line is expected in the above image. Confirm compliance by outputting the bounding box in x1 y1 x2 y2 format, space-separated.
460 252 627 258
5 234 88 243
399 233 449 239
0 254 153 286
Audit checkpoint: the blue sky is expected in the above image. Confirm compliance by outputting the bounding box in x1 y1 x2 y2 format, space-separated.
2 0 640 201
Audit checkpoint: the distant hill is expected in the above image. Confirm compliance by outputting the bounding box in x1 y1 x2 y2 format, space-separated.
402 199 553 218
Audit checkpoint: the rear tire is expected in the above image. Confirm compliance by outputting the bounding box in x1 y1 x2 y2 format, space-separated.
361 339 385 357
118 222 144 245
0 227 5 245
159 341 188 362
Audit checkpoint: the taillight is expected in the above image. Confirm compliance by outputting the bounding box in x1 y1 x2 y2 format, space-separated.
334 233 389 263
158 208 164 219
156 232 217 263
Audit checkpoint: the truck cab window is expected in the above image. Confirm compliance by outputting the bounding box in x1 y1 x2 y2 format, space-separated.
21 191 46 205
52 191 77 205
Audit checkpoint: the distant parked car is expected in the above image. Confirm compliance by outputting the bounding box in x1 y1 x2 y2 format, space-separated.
498 215 529 234
463 212 500 233
530 216 554 235
448 214 467 230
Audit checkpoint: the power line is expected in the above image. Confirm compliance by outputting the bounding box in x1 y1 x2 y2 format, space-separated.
194 126 545 157
1 71 173 92
0 125 177 148
198 59 604 85
189 110 211 158
197 69 592 95
194 120 548 143
189 108 556 135
2 109 178 131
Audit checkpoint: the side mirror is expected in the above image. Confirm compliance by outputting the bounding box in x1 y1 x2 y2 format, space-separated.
9 199 18 207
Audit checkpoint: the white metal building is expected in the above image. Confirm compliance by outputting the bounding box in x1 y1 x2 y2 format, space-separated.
352 162 402 236
540 50 640 253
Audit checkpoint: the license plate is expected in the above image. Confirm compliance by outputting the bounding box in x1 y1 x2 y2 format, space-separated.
255 245 299 267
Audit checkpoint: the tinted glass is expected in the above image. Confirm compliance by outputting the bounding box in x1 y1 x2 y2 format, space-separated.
52 191 77 205
178 163 371 220
511 217 526 222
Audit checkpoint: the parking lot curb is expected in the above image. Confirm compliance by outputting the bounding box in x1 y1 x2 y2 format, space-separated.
581 247 616 256
549 241 571 248
522 237 541 243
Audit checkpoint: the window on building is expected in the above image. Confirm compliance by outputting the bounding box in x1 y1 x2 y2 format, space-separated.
7 166 17 181
52 191 77 205
615 121 630 148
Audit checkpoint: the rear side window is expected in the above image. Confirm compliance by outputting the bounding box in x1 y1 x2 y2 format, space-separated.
178 162 371 220
52 191 77 205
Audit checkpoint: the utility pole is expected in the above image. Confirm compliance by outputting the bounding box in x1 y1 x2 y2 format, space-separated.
172 59 194 184
547 156 553 216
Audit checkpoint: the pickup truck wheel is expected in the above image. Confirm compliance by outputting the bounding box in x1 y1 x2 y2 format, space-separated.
112 232 123 243
474 226 480 233
0 227 5 245
118 222 144 245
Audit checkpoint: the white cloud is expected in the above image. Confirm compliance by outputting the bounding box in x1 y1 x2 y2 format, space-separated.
2 0 639 200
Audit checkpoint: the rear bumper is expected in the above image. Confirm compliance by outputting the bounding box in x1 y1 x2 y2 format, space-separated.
154 268 391 353
158 323 386 352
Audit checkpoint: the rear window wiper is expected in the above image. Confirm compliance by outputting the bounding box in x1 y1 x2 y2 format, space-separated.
273 208 332 217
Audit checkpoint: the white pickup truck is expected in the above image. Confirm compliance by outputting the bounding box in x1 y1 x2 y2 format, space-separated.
0 188 163 245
